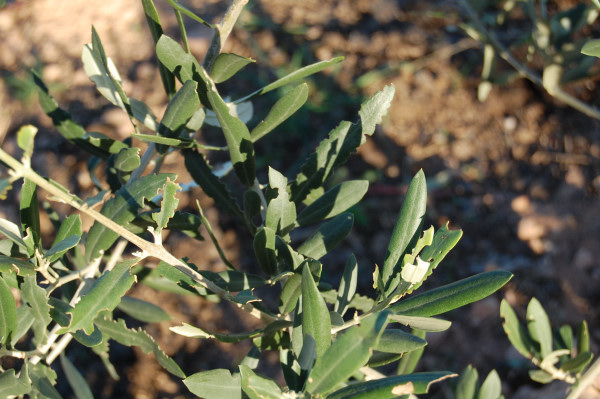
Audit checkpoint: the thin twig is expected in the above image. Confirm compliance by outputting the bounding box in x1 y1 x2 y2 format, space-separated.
196 200 237 270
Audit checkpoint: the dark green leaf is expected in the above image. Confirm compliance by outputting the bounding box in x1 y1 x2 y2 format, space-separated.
297 213 354 260
211 53 255 83
50 215 82 249
560 351 593 374
131 133 193 147
117 296 171 323
334 254 358 317
158 80 200 141
155 34 202 83
302 264 331 358
45 235 80 263
0 275 17 345
20 276 51 345
57 260 136 335
250 83 309 142
95 315 185 378
298 180 369 226
326 371 456 399
526 297 553 358
28 362 62 399
239 365 282 399
577 320 590 354
20 178 41 255
375 329 427 354
86 174 172 261
0 368 31 398
183 150 246 221
389 271 513 316
11 306 33 347
253 226 278 275
381 170 426 296
397 329 426 374
59 354 94 399
141 0 176 96
152 180 180 233
184 369 241 399
500 299 535 359
306 312 389 395
456 365 479 399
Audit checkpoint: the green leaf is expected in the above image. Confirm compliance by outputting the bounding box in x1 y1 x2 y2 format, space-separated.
20 178 42 255
27 362 62 399
152 180 180 233
478 370 501 399
198 68 255 187
141 0 176 97
306 312 389 395
158 79 200 141
279 272 303 314
132 133 193 148
0 178 12 200
156 34 202 83
184 369 241 399
113 147 141 172
117 296 171 323
381 170 427 296
17 125 37 159
582 39 600 58
560 351 593 374
211 53 255 83
0 275 17 345
577 320 590 354
0 368 31 398
326 371 457 399
57 260 136 334
0 217 27 251
265 167 296 233
50 215 82 250
500 299 535 359
302 264 331 358
456 365 479 399
239 365 282 399
95 315 185 378
240 57 344 100
334 254 358 317
86 174 172 261
250 83 309 142
59 354 94 399
375 329 427 354
397 329 426 374
253 226 278 275
526 298 553 359
297 213 354 260
389 271 513 316
20 276 51 345
11 306 33 346
0 255 36 276
389 314 451 332
45 235 80 263
183 150 246 221
529 369 553 384
82 43 126 108
557 325 574 352
290 85 395 205
298 180 369 226
170 322 264 343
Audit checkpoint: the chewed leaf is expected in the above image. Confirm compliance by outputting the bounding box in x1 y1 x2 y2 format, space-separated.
500 299 535 359
20 276 51 345
17 125 37 160
239 365 283 399
57 260 136 335
153 179 180 233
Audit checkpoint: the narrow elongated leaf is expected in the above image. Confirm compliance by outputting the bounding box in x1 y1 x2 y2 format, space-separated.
0 369 31 398
158 80 200 140
86 174 172 261
327 371 456 399
0 276 17 344
170 322 264 343
397 329 426 374
456 365 479 399
21 276 51 345
82 44 125 109
306 312 389 395
183 150 245 221
45 235 80 263
334 254 358 317
500 299 535 359
297 213 354 260
560 351 593 374
132 133 193 147
152 180 180 233
239 365 283 399
156 34 202 84
290 85 395 205
250 83 308 142
253 226 278 275
59 354 94 399
117 296 170 323
478 370 501 399
95 315 185 378
141 0 176 96
57 260 136 334
241 57 344 100
375 329 427 354
321 290 375 313
527 297 553 358
389 271 513 316
198 68 255 186
0 217 27 250
298 180 368 226
20 178 42 255
577 320 590 354
212 53 255 83
265 167 296 233
389 314 451 332
302 264 331 358
382 170 427 295
184 369 241 399
50 215 82 249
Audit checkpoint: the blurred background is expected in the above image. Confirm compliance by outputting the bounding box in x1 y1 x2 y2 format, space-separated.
1 0 599 397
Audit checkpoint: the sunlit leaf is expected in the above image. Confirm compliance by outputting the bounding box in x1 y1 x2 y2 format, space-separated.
152 179 180 233
456 365 479 399
211 53 255 83
297 180 368 226
239 365 282 399
301 264 331 358
500 299 535 359
527 297 553 358
184 369 241 399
